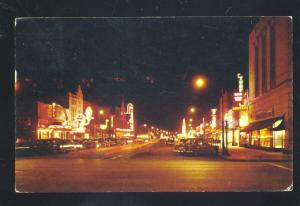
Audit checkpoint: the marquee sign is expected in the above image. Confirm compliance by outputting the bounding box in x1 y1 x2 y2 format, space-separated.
234 92 243 102
232 106 248 111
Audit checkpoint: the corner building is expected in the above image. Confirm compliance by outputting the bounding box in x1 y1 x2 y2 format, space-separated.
246 17 292 152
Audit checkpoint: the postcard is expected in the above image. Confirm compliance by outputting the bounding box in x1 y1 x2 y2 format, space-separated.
15 17 293 192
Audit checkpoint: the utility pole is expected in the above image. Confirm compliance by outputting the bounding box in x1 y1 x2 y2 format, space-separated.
221 88 229 155
225 120 228 153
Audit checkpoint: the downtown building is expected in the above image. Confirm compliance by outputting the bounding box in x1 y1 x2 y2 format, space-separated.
217 89 247 147
114 99 135 138
16 84 136 142
241 17 293 152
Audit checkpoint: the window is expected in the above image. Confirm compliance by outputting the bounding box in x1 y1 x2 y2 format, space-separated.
270 25 276 88
261 34 267 93
254 44 259 97
273 130 284 148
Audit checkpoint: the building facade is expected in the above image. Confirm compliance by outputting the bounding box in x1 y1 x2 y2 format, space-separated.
114 99 135 138
245 17 293 152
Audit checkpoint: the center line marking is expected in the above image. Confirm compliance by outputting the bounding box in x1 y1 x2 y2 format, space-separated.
266 163 293 172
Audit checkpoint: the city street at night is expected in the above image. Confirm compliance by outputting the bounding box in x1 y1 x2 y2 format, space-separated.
16 141 292 192
15 17 293 192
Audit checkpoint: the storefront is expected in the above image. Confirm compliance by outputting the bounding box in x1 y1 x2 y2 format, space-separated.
240 116 285 151
37 125 72 140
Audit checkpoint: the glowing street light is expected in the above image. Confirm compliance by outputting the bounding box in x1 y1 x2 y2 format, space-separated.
190 107 196 113
195 77 205 88
143 124 147 127
192 75 207 91
99 110 104 115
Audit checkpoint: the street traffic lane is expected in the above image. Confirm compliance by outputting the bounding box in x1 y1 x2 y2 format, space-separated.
16 142 292 192
16 159 292 192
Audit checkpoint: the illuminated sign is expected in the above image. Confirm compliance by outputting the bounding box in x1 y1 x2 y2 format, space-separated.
126 103 134 131
237 73 244 92
234 92 243 102
210 108 217 128
74 106 94 132
232 106 248 111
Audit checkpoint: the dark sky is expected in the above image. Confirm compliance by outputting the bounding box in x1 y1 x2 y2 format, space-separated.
16 17 259 131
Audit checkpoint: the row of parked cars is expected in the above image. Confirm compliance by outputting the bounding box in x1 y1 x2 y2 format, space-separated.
164 137 219 156
16 137 145 155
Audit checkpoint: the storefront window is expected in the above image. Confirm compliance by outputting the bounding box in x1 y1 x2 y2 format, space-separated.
260 128 272 147
54 131 60 138
273 130 284 148
39 130 50 139
251 130 259 146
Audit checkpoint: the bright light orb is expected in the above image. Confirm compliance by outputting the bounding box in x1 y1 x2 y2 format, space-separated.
195 78 205 88
190 107 196 113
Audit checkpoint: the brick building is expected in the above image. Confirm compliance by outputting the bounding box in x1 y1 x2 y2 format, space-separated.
242 17 293 152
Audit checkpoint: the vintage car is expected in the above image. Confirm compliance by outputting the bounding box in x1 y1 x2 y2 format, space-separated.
174 139 218 156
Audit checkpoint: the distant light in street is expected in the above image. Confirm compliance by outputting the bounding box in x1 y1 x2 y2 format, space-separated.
143 124 147 127
99 110 104 115
189 118 193 122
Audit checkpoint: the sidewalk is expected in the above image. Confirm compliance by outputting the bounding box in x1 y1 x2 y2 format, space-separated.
220 146 293 162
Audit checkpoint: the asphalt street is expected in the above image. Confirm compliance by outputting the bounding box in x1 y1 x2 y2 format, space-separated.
15 141 293 192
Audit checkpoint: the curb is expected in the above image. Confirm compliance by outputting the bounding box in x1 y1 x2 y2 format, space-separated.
220 157 293 162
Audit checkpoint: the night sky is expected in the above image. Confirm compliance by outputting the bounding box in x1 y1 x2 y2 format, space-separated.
16 17 259 131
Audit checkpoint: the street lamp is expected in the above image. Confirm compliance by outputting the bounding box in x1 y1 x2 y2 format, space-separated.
194 76 206 89
99 109 104 115
190 107 196 114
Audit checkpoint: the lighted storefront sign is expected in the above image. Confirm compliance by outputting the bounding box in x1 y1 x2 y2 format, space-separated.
232 106 248 111
74 106 94 132
237 73 244 92
210 108 217 128
234 92 243 102
127 103 134 131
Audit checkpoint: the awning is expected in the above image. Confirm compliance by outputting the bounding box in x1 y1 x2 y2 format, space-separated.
241 116 285 132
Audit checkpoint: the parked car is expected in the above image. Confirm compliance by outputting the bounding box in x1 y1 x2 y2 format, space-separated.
174 139 218 156
30 139 63 154
83 140 100 148
165 137 175 145
105 138 117 146
135 138 145 144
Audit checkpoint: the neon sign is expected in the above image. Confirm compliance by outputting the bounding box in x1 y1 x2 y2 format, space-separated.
74 106 94 132
126 103 134 131
210 108 217 128
237 73 244 92
234 92 243 102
